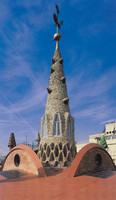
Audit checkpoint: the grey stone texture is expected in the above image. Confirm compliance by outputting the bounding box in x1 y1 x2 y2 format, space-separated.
37 49 76 167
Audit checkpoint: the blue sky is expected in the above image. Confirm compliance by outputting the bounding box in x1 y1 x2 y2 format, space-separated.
0 0 116 155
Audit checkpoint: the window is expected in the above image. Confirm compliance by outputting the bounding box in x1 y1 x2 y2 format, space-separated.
14 154 20 167
105 135 112 140
112 135 116 139
53 114 61 136
67 115 72 137
42 115 47 138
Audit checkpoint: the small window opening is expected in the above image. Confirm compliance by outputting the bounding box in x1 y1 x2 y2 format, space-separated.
14 154 20 167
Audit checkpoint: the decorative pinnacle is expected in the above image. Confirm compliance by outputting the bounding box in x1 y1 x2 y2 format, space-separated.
52 5 64 50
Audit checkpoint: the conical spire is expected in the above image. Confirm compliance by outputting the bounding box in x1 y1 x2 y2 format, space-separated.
36 132 40 142
45 46 70 115
37 5 76 167
8 133 16 151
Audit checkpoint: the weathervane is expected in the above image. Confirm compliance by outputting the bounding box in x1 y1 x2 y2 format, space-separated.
52 5 64 50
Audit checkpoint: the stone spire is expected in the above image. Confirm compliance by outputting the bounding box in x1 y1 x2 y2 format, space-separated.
45 49 70 116
37 5 76 167
36 132 40 146
36 132 40 142
8 133 16 151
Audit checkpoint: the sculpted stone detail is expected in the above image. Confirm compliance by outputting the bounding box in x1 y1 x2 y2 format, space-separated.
37 142 77 167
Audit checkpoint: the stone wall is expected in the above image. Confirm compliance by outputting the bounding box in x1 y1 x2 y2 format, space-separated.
37 49 76 167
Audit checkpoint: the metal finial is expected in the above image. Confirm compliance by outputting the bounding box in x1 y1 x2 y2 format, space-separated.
52 5 64 50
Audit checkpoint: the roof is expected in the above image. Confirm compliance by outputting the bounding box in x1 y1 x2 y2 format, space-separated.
0 143 116 200
0 168 116 200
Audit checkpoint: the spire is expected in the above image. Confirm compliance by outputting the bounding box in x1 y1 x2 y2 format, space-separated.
8 133 16 151
36 132 40 146
36 132 40 142
37 5 76 167
52 5 64 51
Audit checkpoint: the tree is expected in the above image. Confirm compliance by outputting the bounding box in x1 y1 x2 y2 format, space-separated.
99 135 108 149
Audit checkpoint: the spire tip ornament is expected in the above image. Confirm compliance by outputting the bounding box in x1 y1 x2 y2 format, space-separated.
52 5 64 50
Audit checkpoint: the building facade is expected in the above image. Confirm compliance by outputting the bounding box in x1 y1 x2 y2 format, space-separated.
76 122 116 165
89 122 116 164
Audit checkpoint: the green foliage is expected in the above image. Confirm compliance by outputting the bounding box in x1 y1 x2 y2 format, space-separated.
99 135 108 149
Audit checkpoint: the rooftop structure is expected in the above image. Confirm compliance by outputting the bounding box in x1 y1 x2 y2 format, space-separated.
0 143 116 200
8 133 16 151
36 5 76 167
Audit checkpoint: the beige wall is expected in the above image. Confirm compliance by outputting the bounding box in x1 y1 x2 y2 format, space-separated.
76 122 116 165
106 122 116 133
76 142 88 153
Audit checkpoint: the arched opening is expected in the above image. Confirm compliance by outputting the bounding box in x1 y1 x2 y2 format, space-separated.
70 145 74 158
42 115 47 138
53 113 61 136
55 145 59 157
44 143 47 150
95 154 102 167
51 143 54 150
67 143 70 151
41 148 43 157
50 153 54 161
47 146 50 157
59 152 63 161
67 152 71 162
42 153 46 162
67 115 72 138
59 142 62 150
63 145 67 157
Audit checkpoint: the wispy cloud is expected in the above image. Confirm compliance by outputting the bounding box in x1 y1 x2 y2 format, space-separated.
67 63 116 121
78 23 107 37
0 1 11 27
73 104 110 120
0 1 54 153
101 119 116 125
